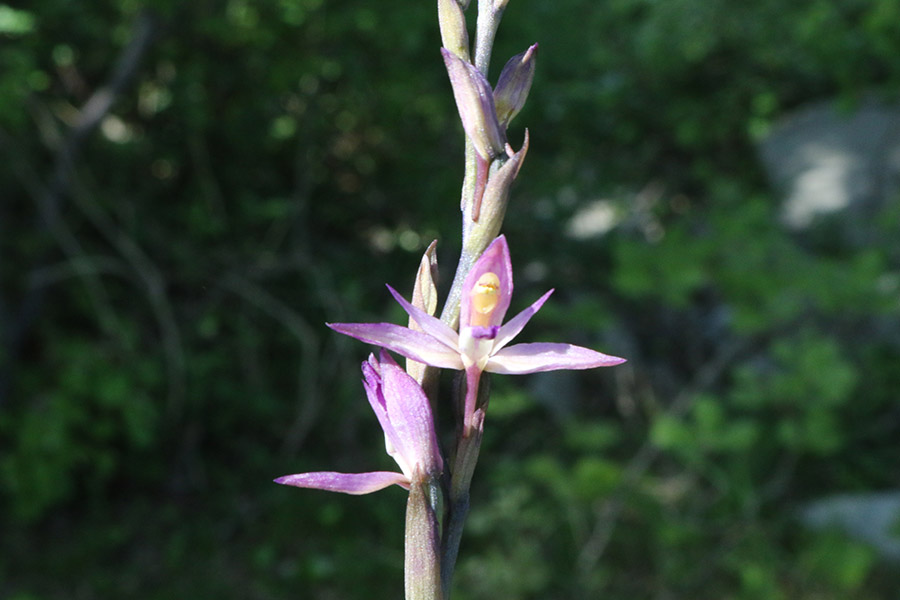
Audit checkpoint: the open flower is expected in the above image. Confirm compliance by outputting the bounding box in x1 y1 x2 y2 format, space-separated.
329 235 625 426
274 352 442 495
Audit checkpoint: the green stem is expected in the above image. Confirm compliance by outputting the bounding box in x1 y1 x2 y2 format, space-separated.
474 0 505 76
440 421 484 598
406 475 445 600
440 373 489 598
436 4 511 598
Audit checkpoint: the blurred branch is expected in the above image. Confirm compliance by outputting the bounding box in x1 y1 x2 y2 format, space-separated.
0 10 159 407
575 338 750 582
28 256 129 288
51 10 158 189
68 175 187 415
0 128 123 402
220 273 323 453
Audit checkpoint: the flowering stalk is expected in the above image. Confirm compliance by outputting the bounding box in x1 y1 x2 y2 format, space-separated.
439 29 537 329
406 473 444 600
276 1 625 598
328 235 624 594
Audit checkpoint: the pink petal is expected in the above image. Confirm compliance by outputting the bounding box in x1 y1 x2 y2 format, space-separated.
459 235 514 329
274 471 409 495
361 357 407 467
386 285 460 349
487 342 626 374
492 289 554 352
328 322 463 369
380 355 443 474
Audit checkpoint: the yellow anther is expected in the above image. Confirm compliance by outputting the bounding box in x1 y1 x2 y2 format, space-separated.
470 272 501 326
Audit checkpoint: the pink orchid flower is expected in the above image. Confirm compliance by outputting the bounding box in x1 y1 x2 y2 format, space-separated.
275 352 442 495
329 235 625 428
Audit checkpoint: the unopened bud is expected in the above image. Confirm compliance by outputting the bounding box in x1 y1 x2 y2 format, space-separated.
438 0 470 61
407 241 439 382
441 48 506 160
465 130 529 243
494 43 538 129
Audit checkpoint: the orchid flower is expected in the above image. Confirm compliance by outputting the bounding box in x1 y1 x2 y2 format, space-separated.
329 235 625 428
275 351 442 495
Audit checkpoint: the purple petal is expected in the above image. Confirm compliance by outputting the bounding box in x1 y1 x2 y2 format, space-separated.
380 354 443 474
361 357 407 466
492 288 554 352
386 285 460 349
487 342 626 374
274 471 409 495
328 322 463 369
459 235 514 330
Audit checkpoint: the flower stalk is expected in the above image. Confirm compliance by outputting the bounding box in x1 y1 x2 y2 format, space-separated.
276 2 625 598
406 472 444 600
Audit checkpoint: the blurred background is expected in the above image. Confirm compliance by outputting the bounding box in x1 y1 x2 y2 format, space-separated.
2 0 899 598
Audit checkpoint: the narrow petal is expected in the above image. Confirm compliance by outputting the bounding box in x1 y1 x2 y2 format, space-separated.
380 354 443 474
487 342 626 374
459 235 514 329
491 288 554 352
274 471 409 495
328 322 464 369
386 285 460 349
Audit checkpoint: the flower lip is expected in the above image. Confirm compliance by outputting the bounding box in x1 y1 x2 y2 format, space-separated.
459 236 513 331
470 272 501 326
471 325 500 340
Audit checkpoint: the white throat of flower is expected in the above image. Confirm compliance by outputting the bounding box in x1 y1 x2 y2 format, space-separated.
459 271 501 370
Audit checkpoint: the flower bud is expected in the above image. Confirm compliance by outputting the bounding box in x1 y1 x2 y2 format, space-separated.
407 241 439 382
441 48 506 160
438 0 470 62
493 43 538 129
463 130 529 247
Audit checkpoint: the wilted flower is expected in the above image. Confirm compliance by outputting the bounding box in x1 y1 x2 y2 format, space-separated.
274 352 442 495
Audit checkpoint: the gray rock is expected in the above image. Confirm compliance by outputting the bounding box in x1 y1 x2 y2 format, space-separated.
758 98 900 235
800 491 900 561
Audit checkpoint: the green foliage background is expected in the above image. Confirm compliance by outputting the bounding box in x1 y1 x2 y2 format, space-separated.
2 0 899 598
